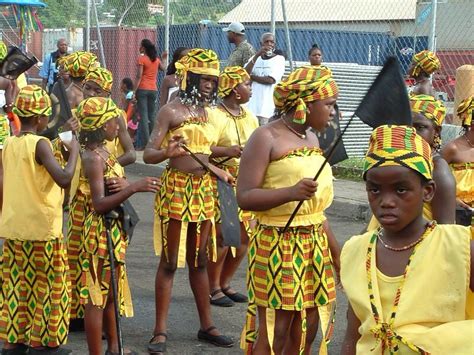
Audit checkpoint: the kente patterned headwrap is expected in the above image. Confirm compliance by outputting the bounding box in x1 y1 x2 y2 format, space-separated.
85 66 113 93
364 125 433 180
273 65 338 124
76 97 121 131
0 41 7 61
13 85 52 118
410 94 446 127
175 48 220 90
218 66 250 98
409 50 441 77
457 96 473 127
64 51 98 78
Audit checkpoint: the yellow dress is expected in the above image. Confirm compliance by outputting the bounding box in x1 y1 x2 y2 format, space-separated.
341 224 474 354
450 162 473 229
242 147 336 355
154 108 222 268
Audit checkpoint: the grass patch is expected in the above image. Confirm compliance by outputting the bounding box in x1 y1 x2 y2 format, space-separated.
332 157 365 181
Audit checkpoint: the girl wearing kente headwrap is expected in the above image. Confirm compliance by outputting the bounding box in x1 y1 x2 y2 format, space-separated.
341 125 473 354
64 51 98 109
0 85 80 355
76 97 160 355
207 66 258 307
407 50 440 96
143 48 234 352
442 96 474 230
237 65 340 354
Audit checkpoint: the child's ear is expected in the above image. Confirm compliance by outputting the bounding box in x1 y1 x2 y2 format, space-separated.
422 179 436 203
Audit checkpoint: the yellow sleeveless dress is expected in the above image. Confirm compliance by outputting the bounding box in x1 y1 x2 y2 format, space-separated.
450 162 473 230
341 224 474 354
242 147 336 355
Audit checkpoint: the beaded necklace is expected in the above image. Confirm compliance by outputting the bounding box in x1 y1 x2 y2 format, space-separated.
366 221 436 354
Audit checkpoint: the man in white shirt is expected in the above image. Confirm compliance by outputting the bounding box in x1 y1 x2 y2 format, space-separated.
245 32 285 125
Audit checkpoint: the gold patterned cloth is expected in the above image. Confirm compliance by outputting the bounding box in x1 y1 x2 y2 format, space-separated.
63 51 98 78
363 125 433 181
13 85 52 118
218 66 250 98
175 48 220 90
410 94 446 127
409 50 441 77
76 97 121 131
84 66 113 93
273 65 338 124
457 96 473 127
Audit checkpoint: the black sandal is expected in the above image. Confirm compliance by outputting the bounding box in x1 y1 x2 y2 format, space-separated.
1 344 28 355
147 332 167 354
209 289 234 307
222 286 248 303
197 326 234 348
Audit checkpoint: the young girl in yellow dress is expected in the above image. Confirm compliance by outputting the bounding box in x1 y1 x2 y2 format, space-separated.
143 48 233 353
341 125 473 354
207 66 259 307
442 96 474 230
75 97 160 355
237 65 341 354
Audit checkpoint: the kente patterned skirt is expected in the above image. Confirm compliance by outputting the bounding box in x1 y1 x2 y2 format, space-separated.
0 238 70 347
154 167 216 268
242 223 336 354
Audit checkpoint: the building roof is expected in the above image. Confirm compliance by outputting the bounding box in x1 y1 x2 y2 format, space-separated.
219 0 417 23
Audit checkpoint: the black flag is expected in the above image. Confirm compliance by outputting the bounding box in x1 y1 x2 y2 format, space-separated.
355 56 412 128
0 46 37 80
315 103 348 165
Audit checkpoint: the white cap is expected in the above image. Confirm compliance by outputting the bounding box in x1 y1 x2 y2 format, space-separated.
223 22 245 35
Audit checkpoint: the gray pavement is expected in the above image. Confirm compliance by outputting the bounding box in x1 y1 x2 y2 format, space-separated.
63 162 368 354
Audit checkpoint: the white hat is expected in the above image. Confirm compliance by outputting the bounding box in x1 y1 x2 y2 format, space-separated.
223 22 245 35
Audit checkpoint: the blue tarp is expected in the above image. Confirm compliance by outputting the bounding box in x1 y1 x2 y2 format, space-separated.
0 0 46 7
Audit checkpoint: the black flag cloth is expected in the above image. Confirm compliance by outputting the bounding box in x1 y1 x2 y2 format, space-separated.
316 103 348 165
355 56 412 128
0 46 37 80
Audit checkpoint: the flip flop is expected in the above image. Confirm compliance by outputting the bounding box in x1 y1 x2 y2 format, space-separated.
147 332 167 354
197 326 234 348
209 289 234 307
222 286 248 303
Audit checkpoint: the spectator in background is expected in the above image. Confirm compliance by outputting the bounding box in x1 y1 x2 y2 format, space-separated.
407 49 440 96
39 38 69 93
134 39 167 150
245 32 285 125
223 22 255 67
159 47 190 108
309 44 323 65
121 77 138 142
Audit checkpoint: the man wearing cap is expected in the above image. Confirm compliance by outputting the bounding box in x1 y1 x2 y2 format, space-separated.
223 22 255 67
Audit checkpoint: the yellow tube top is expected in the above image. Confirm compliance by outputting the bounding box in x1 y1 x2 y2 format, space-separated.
255 147 333 227
450 162 474 206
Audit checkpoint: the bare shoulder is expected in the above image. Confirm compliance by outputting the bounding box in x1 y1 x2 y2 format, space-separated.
440 138 460 163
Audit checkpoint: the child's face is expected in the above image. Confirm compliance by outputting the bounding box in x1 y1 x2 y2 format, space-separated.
234 80 252 104
83 81 109 99
365 165 435 232
37 115 49 132
412 112 438 148
103 117 119 141
306 95 338 133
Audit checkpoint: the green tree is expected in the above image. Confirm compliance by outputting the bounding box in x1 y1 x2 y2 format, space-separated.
37 0 86 28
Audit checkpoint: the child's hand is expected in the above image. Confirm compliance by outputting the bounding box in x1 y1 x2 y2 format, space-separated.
132 177 161 193
62 135 80 153
165 135 188 158
291 178 318 201
63 116 80 132
226 145 243 158
106 177 130 193
214 167 235 185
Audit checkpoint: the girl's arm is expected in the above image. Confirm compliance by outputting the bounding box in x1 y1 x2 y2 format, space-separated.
432 157 456 223
159 76 171 108
236 127 317 211
158 52 168 71
35 137 80 188
116 115 136 166
134 64 144 91
323 219 341 280
83 152 159 214
341 305 361 355
210 145 242 159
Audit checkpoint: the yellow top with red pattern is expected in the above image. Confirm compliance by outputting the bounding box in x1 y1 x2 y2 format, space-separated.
255 147 333 227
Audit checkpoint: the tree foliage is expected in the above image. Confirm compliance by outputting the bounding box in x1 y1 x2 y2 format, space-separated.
37 0 86 28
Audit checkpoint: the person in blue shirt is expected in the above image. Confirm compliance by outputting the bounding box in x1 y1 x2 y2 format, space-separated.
39 38 68 93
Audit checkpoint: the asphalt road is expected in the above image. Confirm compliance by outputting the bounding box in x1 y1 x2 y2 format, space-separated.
5 164 367 354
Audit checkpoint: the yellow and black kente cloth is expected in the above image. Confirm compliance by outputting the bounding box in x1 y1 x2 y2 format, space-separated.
410 94 446 127
273 65 338 124
0 41 7 61
154 50 221 269
409 50 441 77
242 147 336 355
85 66 113 93
458 96 473 127
63 51 98 78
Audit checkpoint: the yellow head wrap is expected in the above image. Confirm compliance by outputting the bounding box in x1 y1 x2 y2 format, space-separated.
457 96 473 127
409 50 441 77
76 97 121 131
410 94 446 127
64 51 98 78
364 125 433 181
84 66 113 93
0 41 8 61
13 85 52 118
174 48 220 90
218 66 250 98
273 65 338 124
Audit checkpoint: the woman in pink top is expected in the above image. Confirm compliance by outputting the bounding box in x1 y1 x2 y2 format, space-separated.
135 39 167 150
